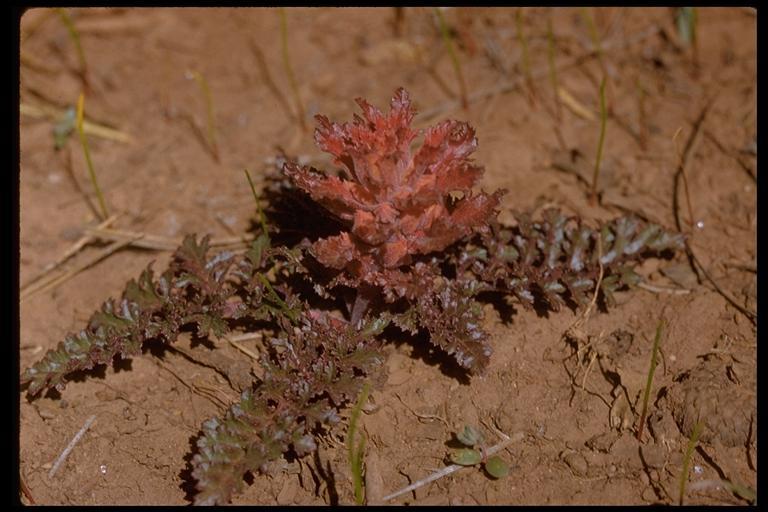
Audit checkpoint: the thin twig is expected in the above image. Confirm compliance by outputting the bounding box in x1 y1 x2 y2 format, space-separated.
83 226 255 251
223 335 260 362
228 332 264 343
48 414 97 479
670 99 755 324
434 8 468 111
278 8 306 131
688 246 756 324
637 282 691 295
394 393 450 429
21 214 118 292
589 76 608 205
187 70 220 162
154 359 229 410
21 237 140 301
20 102 134 143
570 231 604 332
383 431 525 501
20 472 36 505
76 93 109 220
248 39 294 122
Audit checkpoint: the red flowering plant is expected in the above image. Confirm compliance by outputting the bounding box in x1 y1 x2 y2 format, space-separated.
284 89 504 301
283 88 505 372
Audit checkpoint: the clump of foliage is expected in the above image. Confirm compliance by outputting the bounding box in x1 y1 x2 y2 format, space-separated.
21 88 685 505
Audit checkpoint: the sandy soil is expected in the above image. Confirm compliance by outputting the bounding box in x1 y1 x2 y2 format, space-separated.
19 7 756 505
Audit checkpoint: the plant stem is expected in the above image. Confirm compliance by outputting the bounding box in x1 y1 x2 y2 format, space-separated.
392 7 405 37
678 418 704 506
348 382 371 505
55 8 89 89
76 93 109 220
189 70 220 162
580 8 606 75
434 8 468 111
515 8 535 105
244 169 269 238
547 16 562 121
636 319 664 441
589 76 607 205
636 77 648 150
278 8 307 131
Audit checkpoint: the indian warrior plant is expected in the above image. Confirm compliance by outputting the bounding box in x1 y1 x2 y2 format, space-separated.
21 88 685 505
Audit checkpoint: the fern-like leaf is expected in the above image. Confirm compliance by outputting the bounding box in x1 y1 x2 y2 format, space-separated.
191 311 387 505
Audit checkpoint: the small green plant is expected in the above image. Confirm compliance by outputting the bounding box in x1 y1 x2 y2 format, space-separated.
53 106 76 150
347 381 371 505
76 93 109 220
579 8 606 75
434 8 468 111
449 425 510 479
55 8 89 88
676 7 699 67
243 169 269 238
278 8 307 131
546 16 561 121
188 70 220 162
636 319 664 441
678 417 703 506
515 8 535 105
636 77 648 150
589 76 608 205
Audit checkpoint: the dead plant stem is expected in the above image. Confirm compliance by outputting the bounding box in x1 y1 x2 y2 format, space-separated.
48 414 97 479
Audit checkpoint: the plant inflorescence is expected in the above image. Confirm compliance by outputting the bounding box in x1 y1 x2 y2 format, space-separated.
22 88 685 505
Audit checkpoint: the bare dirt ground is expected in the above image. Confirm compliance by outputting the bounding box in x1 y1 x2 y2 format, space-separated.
18 7 756 505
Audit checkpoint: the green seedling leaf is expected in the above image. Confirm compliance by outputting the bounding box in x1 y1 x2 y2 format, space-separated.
457 424 484 447
676 7 697 46
484 456 510 479
450 448 482 466
53 106 76 150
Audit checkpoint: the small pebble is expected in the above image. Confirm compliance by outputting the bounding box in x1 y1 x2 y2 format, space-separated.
100 464 107 475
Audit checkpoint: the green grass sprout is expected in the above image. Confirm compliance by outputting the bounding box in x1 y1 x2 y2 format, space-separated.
244 169 269 240
636 319 664 441
449 424 510 480
76 93 109 220
434 8 469 111
589 76 608 205
515 8 536 105
579 8 606 75
278 8 307 131
348 382 371 505
676 7 699 67
53 106 77 150
188 70 220 162
678 418 704 506
55 8 89 89
636 77 648 150
547 16 562 121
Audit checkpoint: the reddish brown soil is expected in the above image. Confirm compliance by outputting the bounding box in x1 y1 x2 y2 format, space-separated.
19 7 756 505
